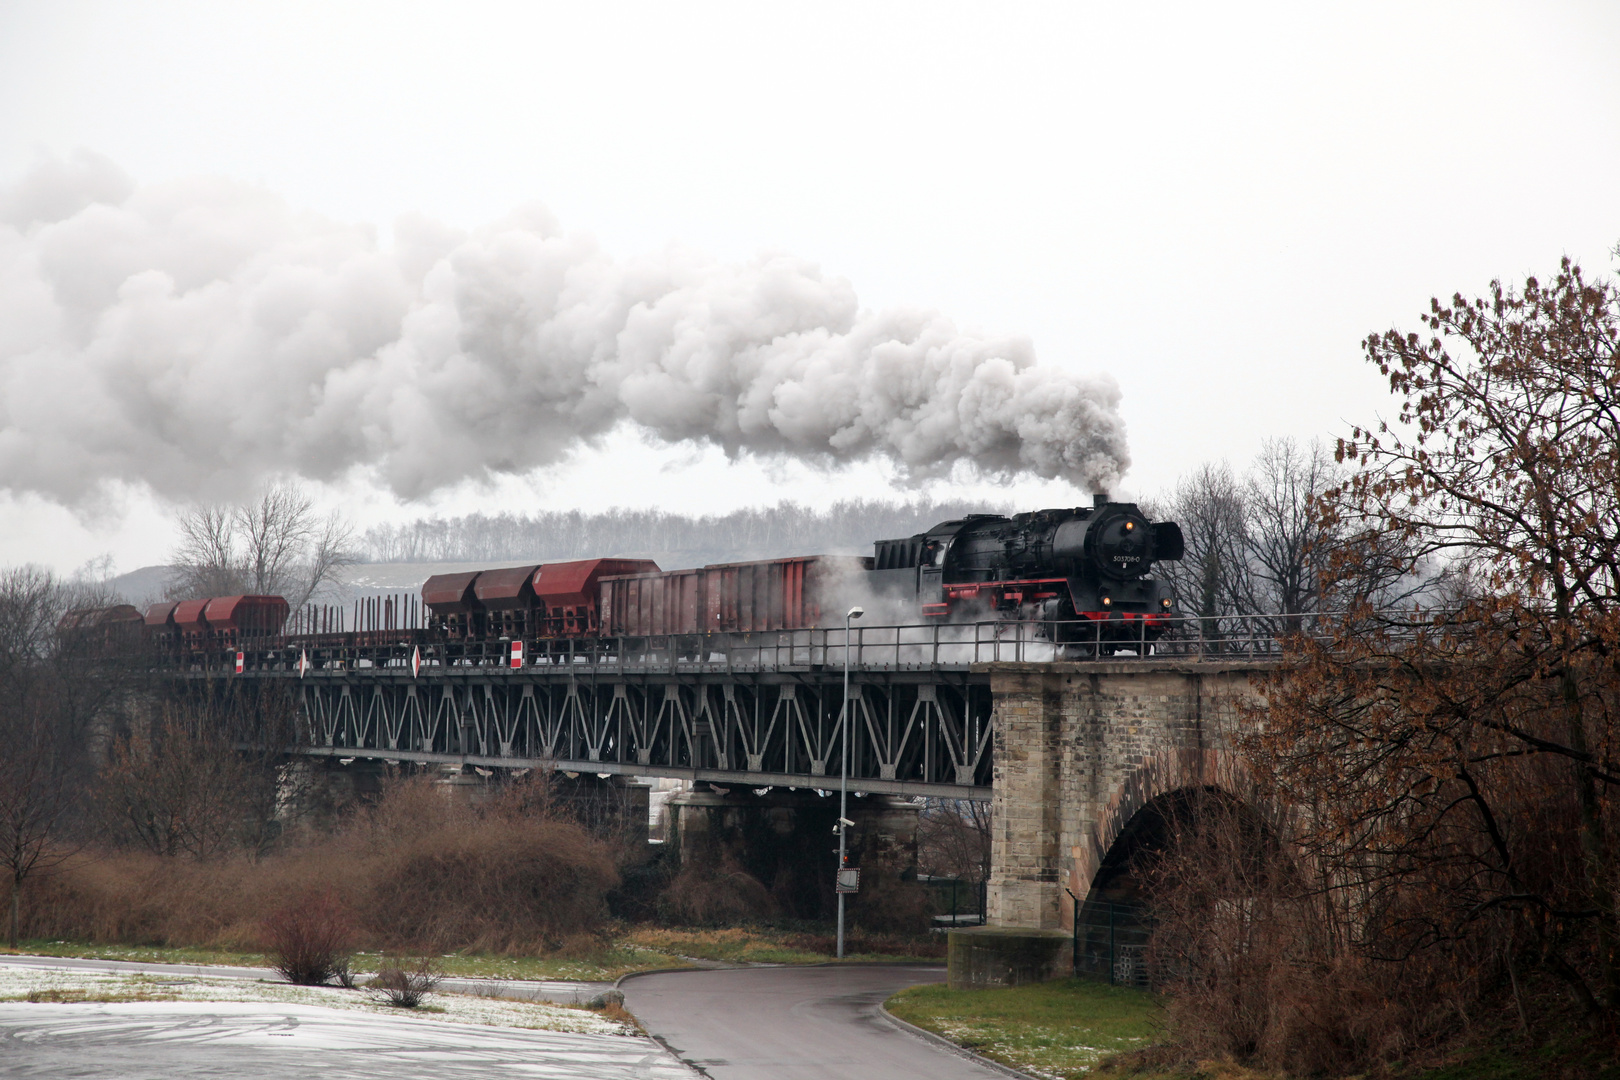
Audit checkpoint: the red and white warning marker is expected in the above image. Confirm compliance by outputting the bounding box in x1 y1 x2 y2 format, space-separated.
297 649 309 678
234 651 245 675
411 645 422 678
509 640 524 670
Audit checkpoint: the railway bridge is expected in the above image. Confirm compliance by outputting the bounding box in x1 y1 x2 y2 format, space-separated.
173 618 1279 974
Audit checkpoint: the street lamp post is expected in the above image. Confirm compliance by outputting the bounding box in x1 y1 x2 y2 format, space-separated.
837 605 864 959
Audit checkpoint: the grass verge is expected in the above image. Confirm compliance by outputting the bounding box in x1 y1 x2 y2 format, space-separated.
2 925 937 983
885 977 1162 1079
622 926 936 967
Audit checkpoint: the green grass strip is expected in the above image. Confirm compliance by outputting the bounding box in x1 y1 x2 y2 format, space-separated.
886 977 1163 1080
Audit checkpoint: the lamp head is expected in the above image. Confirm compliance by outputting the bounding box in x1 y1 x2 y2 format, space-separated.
848 606 865 620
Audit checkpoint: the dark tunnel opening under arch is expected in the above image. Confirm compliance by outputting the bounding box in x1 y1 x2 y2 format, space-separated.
1074 785 1282 986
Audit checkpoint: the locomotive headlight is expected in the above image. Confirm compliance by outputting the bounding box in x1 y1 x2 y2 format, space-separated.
1124 521 1134 531
1101 596 1112 607
1161 597 1172 609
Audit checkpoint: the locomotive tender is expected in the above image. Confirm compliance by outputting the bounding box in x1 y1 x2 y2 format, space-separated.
91 499 1183 659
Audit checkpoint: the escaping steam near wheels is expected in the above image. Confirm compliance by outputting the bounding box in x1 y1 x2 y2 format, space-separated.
0 151 1129 510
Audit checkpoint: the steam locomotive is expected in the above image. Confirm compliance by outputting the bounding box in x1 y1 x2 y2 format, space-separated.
867 495 1184 645
74 498 1183 657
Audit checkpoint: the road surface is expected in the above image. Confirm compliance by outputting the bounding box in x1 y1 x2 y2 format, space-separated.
621 964 1010 1080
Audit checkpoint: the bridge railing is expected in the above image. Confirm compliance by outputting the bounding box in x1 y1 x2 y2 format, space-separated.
161 612 1331 676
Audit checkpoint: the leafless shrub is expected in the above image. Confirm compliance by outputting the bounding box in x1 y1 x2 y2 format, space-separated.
364 815 618 953
95 687 303 862
661 841 777 926
1138 786 1461 1073
367 958 441 1008
777 928 945 958
332 953 358 989
586 988 625 1010
260 887 357 986
13 768 620 956
850 850 934 935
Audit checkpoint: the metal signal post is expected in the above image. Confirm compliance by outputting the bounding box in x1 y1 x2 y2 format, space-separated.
837 605 864 959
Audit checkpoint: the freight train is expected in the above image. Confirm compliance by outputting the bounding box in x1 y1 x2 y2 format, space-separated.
67 498 1183 659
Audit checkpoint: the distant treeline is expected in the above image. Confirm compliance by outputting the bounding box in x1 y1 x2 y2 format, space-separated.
358 500 1012 565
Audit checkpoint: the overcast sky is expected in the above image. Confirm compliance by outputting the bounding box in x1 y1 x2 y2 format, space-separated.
1 1 1618 573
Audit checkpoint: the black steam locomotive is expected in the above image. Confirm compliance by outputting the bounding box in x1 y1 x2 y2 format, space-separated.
867 496 1184 646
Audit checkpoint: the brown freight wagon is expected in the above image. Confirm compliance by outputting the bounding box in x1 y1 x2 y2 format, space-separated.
598 555 870 637
57 604 145 653
201 595 291 643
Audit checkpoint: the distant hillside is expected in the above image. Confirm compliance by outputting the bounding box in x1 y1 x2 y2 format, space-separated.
104 564 176 608
109 499 1025 607
357 499 1014 566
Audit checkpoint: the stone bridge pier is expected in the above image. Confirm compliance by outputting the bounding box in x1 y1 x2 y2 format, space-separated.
953 660 1272 985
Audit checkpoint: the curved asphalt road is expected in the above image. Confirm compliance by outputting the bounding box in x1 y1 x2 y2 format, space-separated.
621 965 1008 1080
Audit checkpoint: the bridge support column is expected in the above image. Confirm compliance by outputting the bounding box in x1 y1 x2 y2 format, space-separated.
669 788 920 920
987 668 1065 929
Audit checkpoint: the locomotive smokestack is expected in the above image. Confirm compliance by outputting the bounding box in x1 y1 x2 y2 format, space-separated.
1093 493 1110 508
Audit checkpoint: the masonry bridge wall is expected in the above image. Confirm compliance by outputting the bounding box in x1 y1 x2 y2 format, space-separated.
981 660 1276 933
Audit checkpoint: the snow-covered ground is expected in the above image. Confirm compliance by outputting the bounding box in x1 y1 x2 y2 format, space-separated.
0 963 622 1033
0 961 697 1080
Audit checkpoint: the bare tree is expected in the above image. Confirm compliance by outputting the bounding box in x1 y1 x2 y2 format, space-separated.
358 498 1010 565
94 680 302 862
0 703 82 947
917 799 991 887
169 484 355 606
171 506 243 598
1253 254 1620 1023
0 566 116 946
1158 440 1424 632
1242 438 1340 623
97 690 298 861
1157 463 1252 635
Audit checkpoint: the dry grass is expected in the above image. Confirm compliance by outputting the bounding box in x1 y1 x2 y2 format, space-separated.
21 987 179 1004
660 842 778 925
3 775 619 958
623 924 943 964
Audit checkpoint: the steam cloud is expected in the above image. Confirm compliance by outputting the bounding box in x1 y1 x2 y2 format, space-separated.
0 151 1129 505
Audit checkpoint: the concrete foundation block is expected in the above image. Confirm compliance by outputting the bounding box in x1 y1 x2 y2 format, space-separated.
947 926 1071 989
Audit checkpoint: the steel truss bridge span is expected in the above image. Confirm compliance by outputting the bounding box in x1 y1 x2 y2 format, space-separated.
280 670 992 800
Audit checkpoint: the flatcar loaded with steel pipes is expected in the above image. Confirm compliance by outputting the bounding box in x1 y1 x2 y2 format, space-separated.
72 499 1183 666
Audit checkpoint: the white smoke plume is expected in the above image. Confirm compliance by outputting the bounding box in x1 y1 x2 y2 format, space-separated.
0 151 1129 506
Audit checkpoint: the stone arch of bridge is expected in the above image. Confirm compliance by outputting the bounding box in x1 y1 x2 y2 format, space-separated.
1063 747 1247 932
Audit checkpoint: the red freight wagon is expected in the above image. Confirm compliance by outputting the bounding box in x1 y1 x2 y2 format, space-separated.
474 565 540 637
172 599 212 644
532 558 660 637
58 604 142 633
599 555 870 637
422 560 661 640
598 567 701 637
201 595 291 641
143 602 180 645
58 604 145 652
422 570 485 638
